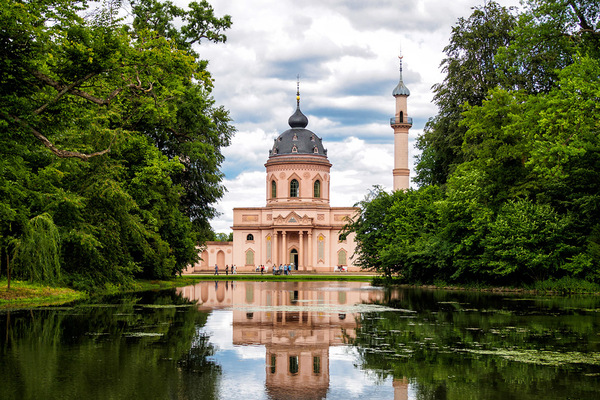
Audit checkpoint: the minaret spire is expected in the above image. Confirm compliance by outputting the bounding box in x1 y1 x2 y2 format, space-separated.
296 74 300 108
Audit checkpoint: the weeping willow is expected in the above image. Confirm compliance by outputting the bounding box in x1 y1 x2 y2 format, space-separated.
12 213 61 283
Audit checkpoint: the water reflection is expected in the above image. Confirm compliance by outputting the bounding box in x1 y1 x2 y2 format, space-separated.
177 281 407 399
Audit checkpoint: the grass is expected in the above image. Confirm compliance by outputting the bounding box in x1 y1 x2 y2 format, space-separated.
0 279 87 309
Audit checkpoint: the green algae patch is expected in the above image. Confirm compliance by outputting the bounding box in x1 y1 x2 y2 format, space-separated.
0 280 86 309
460 348 600 366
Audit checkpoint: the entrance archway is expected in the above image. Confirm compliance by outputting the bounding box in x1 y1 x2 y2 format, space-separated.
290 249 298 270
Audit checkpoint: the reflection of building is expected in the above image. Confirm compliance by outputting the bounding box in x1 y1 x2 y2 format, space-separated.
176 281 409 399
184 59 411 274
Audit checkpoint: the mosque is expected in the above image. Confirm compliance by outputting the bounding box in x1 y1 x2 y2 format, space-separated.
184 57 411 273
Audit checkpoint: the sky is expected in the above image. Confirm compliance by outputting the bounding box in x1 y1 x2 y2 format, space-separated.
185 0 522 233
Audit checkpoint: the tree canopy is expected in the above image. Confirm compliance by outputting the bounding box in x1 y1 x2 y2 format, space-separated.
346 0 600 288
0 0 234 289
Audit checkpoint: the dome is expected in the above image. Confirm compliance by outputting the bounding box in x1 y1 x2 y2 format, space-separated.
392 80 410 96
270 107 327 157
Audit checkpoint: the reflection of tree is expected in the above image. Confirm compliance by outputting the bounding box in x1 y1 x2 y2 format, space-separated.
0 290 221 400
348 288 600 400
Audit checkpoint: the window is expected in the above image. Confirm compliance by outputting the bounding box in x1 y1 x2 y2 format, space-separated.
292 145 298 153
290 179 299 197
313 356 321 374
313 180 321 198
317 234 325 261
289 356 299 374
338 249 347 266
271 180 277 199
246 233 254 241
270 354 276 374
245 249 254 265
313 146 319 153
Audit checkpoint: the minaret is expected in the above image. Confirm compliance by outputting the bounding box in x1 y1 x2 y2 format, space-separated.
391 54 411 191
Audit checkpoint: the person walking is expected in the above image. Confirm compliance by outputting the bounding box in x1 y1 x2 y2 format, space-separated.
225 265 229 276
214 264 219 275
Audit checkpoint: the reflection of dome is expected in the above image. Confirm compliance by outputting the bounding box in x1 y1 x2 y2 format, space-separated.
270 106 327 157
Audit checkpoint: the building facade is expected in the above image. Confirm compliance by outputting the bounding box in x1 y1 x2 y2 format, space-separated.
185 58 410 273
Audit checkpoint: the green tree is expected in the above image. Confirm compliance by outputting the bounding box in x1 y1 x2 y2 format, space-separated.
0 0 234 287
415 1 516 186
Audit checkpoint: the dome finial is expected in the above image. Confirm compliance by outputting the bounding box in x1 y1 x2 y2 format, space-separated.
288 75 308 128
296 74 300 108
392 49 410 97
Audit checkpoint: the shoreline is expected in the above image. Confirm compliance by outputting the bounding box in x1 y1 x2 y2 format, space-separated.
2 273 599 310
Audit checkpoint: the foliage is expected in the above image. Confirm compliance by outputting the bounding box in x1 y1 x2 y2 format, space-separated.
0 0 234 289
347 0 600 287
414 1 517 186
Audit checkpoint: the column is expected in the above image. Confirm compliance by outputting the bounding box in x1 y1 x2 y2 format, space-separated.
307 231 313 270
273 230 278 266
282 231 287 265
299 231 304 271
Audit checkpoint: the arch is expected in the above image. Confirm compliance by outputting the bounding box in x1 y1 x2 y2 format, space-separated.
290 179 299 197
271 180 277 199
246 233 254 241
245 249 255 266
313 180 321 198
217 250 225 268
338 249 347 266
200 250 209 268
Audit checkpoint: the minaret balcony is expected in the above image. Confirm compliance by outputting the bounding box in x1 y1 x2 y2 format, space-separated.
390 116 412 126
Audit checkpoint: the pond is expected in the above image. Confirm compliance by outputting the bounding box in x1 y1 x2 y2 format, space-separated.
1 281 599 399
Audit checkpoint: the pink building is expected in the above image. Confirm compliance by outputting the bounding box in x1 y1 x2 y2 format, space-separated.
186 60 410 274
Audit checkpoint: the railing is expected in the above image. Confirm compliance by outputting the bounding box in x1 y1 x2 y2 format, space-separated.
390 116 413 126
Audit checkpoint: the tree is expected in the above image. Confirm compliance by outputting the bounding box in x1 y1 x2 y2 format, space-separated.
0 0 234 287
414 1 517 186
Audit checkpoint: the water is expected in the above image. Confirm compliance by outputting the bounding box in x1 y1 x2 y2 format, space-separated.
1 281 599 399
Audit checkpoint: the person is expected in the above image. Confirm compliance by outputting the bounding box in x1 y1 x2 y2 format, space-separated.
288 263 292 276
272 265 276 275
232 265 236 274
225 265 229 275
261 265 264 275
214 264 218 275
278 264 283 275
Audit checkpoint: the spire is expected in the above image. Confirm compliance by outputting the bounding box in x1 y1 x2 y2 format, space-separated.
392 52 410 96
288 74 308 128
296 74 300 108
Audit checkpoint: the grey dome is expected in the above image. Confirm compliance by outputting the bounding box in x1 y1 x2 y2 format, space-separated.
392 80 410 96
270 107 327 157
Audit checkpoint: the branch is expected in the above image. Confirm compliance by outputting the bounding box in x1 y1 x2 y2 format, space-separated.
3 112 111 161
31 70 124 107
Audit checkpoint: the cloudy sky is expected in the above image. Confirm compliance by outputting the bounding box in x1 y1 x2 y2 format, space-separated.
187 0 522 233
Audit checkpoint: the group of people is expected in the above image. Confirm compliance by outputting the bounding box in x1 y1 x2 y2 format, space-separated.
272 263 294 275
214 264 237 275
213 263 296 275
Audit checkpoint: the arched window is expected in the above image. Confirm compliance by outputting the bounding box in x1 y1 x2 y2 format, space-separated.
271 180 277 199
313 180 321 198
292 145 298 153
338 249 347 266
245 249 254 265
313 146 319 153
246 234 254 241
290 179 299 197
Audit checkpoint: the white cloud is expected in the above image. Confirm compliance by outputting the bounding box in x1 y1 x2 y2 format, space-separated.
192 0 522 232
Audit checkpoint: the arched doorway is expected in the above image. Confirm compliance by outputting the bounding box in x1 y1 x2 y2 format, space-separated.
289 249 298 270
